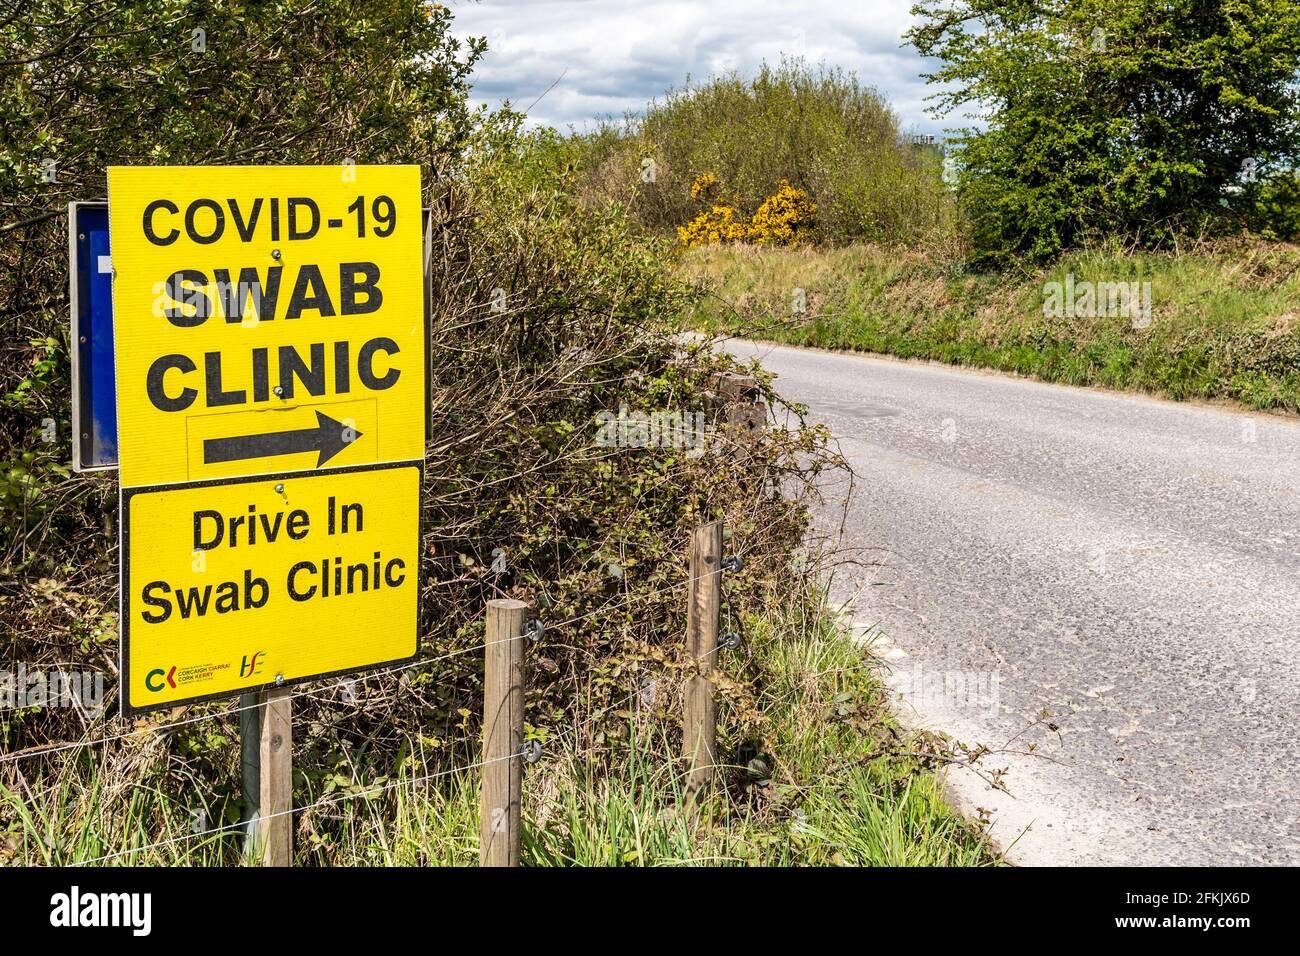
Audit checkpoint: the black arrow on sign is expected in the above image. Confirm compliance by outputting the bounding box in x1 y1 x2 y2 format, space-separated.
203 411 362 468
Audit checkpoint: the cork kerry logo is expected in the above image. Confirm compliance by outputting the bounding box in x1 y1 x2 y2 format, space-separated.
145 666 177 692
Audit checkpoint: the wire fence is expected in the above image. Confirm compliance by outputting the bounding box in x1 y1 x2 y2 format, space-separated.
2 548 743 866
0 565 728 768
65 567 732 866
2 363 793 766
71 751 517 867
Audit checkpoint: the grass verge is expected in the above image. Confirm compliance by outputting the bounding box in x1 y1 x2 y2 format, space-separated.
681 241 1300 412
1 583 996 867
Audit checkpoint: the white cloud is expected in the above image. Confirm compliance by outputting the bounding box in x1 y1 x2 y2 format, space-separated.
448 0 955 136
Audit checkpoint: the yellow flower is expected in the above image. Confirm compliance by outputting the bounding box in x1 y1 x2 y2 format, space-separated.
677 200 748 248
747 180 816 246
690 173 718 202
678 176 815 248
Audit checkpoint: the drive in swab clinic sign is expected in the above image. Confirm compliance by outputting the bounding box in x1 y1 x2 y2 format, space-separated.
108 166 424 713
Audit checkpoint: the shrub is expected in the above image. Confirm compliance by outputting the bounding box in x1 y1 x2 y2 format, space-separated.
748 180 817 246
677 202 751 248
1246 170 1300 241
575 59 955 246
676 177 817 248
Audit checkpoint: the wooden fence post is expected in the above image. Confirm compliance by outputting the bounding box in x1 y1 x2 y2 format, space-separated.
684 520 722 798
481 598 527 867
254 686 293 868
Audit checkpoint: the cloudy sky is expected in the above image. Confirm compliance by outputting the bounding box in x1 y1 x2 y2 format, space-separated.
448 0 951 136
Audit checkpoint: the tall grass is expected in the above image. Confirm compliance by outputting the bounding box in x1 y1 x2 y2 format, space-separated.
1 582 996 867
682 240 1300 412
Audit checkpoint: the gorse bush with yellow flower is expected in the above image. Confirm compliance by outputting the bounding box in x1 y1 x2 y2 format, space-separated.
690 172 718 202
677 174 816 248
748 180 817 245
678 173 744 247
677 202 751 247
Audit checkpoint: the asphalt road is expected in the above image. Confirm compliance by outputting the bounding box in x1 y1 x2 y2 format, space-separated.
727 338 1300 866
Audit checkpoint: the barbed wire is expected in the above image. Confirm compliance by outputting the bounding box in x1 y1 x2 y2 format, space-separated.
7 530 749 868
70 749 515 867
62 611 725 864
0 565 730 765
0 638 496 765
56 560 740 865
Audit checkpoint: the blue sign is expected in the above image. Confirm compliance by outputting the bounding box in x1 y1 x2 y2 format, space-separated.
70 202 117 471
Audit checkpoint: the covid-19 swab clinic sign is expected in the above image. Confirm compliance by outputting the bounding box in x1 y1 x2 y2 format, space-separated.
108 165 424 713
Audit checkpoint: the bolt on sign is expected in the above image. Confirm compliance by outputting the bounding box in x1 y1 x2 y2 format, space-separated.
108 166 424 713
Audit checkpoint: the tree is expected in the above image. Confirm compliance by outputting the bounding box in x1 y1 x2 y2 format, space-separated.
907 0 1300 262
0 0 484 458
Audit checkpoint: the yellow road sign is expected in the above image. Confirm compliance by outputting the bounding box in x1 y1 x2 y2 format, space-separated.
107 165 425 488
121 463 420 713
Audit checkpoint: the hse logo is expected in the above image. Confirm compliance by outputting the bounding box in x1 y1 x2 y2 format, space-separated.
145 666 177 692
240 651 266 678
